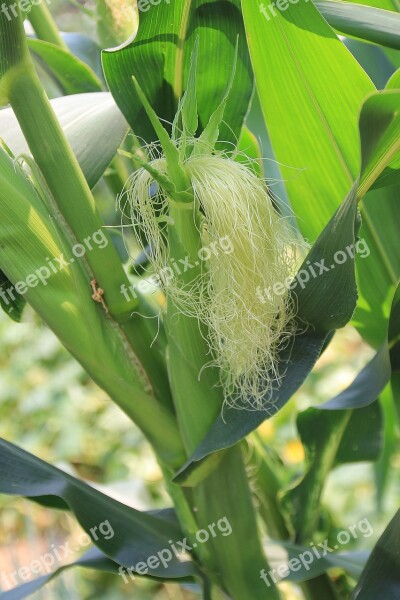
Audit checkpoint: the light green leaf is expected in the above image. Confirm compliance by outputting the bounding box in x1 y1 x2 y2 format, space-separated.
358 90 400 196
242 0 374 241
28 38 103 94
0 92 128 188
315 2 400 50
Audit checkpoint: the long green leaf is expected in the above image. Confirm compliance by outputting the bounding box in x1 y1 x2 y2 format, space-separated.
28 38 102 94
358 90 400 196
281 282 400 541
0 438 195 580
242 0 374 241
0 92 128 189
280 402 382 541
352 509 400 599
0 547 119 600
315 2 400 50
241 0 400 347
265 543 368 583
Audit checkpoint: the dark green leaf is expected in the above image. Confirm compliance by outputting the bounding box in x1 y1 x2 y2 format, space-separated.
352 510 400 599
0 438 196 580
281 401 383 541
265 542 368 583
320 345 390 410
0 269 26 321
280 284 400 541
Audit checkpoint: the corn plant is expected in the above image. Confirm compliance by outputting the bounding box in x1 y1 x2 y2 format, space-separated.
0 1 399 599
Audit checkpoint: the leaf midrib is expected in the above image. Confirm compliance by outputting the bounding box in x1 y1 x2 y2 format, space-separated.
173 0 192 102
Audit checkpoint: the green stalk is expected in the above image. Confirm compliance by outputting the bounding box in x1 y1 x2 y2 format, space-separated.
166 199 222 451
250 435 290 540
28 1 68 50
294 411 352 544
0 3 181 462
251 436 340 600
0 4 166 385
164 199 281 600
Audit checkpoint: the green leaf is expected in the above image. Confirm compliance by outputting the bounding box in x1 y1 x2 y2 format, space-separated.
320 347 391 410
280 402 382 541
353 88 400 345
358 90 400 197
280 283 400 541
352 509 400 599
176 183 361 477
353 183 400 346
102 0 253 145
130 76 189 194
0 269 25 321
345 0 399 10
236 126 263 177
321 282 400 412
315 2 400 50
387 67 400 89
242 0 374 242
0 92 128 189
335 403 383 464
179 36 199 139
265 543 368 583
241 0 400 347
344 38 397 89
195 41 238 153
0 547 120 600
28 39 103 94
0 437 196 580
